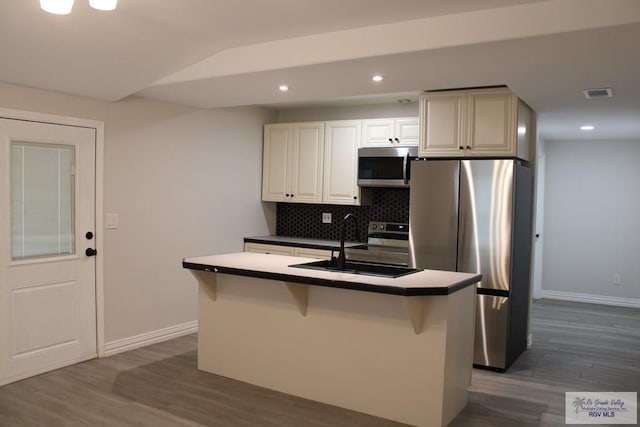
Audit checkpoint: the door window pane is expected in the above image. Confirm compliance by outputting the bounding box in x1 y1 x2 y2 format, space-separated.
11 142 75 260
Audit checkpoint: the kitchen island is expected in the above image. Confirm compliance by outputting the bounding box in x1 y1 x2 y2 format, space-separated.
183 252 482 427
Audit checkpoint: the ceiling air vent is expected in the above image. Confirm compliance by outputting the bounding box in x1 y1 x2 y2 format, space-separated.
583 88 613 99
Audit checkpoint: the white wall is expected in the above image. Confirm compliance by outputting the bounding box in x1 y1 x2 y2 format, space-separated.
0 82 276 344
276 101 418 122
541 139 640 305
531 139 546 300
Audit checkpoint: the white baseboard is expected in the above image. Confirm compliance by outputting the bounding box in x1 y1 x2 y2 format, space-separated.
103 320 198 357
540 290 640 309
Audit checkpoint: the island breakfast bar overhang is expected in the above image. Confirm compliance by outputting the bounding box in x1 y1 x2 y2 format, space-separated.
183 252 482 427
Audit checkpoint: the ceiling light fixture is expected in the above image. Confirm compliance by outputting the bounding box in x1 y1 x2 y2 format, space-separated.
279 85 289 92
40 0 118 14
89 0 118 11
580 125 595 131
372 75 384 82
40 0 74 14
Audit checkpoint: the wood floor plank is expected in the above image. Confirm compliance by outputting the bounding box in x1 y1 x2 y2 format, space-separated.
0 299 638 426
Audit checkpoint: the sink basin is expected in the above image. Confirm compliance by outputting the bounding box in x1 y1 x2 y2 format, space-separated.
290 259 421 278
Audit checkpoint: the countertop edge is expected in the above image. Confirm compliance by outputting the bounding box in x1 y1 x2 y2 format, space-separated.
182 260 479 296
244 236 365 251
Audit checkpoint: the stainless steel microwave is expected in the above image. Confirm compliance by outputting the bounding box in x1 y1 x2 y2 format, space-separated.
357 147 419 188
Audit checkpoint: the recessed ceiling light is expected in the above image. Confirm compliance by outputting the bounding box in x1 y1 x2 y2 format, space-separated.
372 75 384 82
89 0 118 11
40 0 74 14
279 85 289 92
580 125 595 131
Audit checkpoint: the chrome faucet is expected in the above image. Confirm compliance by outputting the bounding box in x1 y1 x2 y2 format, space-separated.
337 213 361 270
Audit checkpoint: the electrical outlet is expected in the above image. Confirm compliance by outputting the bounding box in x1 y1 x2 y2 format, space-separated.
613 273 622 285
322 212 332 224
105 213 119 229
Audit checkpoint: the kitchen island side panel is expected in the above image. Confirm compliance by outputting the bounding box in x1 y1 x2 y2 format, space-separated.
196 272 474 427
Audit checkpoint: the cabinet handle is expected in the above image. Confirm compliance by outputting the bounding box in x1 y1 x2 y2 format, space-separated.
285 193 290 197
291 194 294 197
388 138 393 143
466 146 471 150
459 146 464 150
394 138 399 143
353 196 358 200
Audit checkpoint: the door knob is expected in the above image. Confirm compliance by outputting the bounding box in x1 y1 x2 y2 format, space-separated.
85 248 97 257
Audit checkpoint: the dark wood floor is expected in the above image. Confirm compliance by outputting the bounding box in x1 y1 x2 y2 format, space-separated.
1 299 638 426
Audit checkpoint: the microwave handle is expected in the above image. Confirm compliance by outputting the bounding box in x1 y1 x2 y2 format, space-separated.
403 152 409 184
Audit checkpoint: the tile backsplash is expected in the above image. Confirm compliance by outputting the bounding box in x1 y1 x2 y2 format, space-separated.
276 188 409 241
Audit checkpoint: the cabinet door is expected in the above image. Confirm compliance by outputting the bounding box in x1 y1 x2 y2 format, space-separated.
323 121 361 205
394 117 419 146
467 89 516 156
290 122 324 203
362 119 394 147
244 243 295 256
419 93 465 157
294 248 332 260
262 124 292 202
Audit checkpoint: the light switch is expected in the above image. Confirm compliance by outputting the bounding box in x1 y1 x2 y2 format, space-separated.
322 213 332 224
105 213 119 229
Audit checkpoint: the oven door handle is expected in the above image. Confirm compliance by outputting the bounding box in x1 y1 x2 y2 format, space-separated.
403 152 409 185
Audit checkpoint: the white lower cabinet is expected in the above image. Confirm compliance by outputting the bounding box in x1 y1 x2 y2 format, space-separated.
293 247 333 260
244 243 332 260
244 243 295 256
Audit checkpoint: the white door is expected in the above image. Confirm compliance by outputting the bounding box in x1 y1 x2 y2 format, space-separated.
0 118 97 386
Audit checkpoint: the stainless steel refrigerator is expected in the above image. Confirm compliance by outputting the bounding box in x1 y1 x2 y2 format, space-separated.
408 159 533 371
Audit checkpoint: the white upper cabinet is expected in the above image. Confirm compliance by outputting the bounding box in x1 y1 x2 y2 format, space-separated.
323 120 363 205
419 93 464 155
262 123 291 202
362 117 419 147
466 89 517 156
262 122 324 203
291 122 325 203
419 87 532 160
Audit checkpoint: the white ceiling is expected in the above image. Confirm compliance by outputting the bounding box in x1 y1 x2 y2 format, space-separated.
1 0 639 140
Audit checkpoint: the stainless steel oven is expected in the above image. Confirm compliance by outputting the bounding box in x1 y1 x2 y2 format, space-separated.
345 222 409 266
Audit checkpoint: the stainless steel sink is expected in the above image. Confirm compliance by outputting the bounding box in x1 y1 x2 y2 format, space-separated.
289 259 420 278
